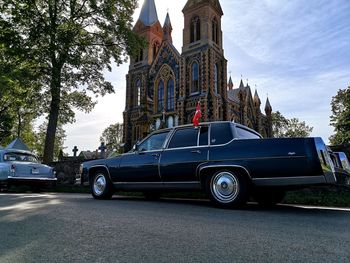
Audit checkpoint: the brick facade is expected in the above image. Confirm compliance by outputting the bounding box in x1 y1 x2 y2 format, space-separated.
123 0 272 150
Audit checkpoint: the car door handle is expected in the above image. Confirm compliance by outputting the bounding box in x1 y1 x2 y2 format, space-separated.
191 150 201 154
151 153 160 158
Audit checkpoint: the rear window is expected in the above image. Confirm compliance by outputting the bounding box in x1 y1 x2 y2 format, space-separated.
168 128 199 148
210 123 233 145
199 126 209 146
236 127 261 139
3 153 38 163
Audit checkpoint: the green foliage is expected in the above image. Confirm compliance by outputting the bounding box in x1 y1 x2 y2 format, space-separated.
100 123 123 152
272 111 313 138
0 24 42 146
0 0 144 162
329 87 350 145
34 122 67 160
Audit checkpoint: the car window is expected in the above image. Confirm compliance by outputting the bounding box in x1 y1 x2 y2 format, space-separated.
4 153 38 163
199 126 209 146
236 127 261 139
138 132 169 152
210 123 233 145
168 128 199 149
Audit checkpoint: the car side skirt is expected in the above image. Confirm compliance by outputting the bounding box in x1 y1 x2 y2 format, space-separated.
252 175 326 187
113 181 202 191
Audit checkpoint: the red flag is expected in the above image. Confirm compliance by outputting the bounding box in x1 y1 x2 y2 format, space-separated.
192 101 202 127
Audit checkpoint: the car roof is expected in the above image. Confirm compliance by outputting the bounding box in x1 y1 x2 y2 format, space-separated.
151 121 262 138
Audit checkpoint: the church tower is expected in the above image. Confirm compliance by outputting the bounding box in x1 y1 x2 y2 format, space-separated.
123 0 163 150
180 0 228 123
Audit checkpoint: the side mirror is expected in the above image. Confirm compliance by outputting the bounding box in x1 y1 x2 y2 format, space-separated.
132 141 141 152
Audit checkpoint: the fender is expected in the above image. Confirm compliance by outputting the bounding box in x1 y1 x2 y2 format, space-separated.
196 161 252 180
88 165 113 182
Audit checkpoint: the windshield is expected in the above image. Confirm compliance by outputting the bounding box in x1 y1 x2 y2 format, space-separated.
3 153 39 163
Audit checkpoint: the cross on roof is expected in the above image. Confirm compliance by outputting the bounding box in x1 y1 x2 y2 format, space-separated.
72 146 79 157
99 142 107 159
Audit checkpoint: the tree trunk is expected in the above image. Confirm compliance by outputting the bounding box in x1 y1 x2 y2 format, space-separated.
43 68 61 164
17 109 21 138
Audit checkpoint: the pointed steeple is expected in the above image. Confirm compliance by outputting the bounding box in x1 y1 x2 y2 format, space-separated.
239 79 245 89
265 97 272 114
163 12 173 42
227 76 233 90
254 89 261 106
138 0 159 26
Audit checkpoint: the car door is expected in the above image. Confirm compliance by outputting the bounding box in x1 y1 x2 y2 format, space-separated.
159 126 209 182
116 131 170 182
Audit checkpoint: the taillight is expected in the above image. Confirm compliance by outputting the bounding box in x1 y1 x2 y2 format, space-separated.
10 164 16 173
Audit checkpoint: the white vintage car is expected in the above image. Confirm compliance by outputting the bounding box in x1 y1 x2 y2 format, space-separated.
0 138 57 190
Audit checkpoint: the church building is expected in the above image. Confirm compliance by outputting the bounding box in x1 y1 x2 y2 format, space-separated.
123 0 273 150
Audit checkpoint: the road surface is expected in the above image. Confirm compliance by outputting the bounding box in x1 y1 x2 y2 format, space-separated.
0 193 349 263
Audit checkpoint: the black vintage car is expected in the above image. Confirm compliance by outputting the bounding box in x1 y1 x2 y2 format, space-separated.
80 121 350 207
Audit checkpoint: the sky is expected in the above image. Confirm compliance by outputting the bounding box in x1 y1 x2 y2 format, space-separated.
63 0 350 154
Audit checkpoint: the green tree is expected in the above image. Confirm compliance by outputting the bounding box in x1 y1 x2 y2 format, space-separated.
0 24 41 146
100 123 123 152
0 0 144 163
34 122 67 160
329 87 350 145
272 111 313 138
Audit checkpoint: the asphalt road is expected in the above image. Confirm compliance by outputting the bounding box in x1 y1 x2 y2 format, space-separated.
0 193 349 263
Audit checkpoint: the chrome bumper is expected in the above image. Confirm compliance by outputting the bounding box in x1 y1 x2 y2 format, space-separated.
7 176 57 181
314 138 337 184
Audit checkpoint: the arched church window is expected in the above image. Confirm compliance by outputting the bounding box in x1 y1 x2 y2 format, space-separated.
214 64 218 94
167 116 174 128
157 80 164 112
156 118 161 130
136 79 141 106
191 62 199 93
190 16 201 43
153 41 160 60
212 18 219 44
135 48 144 62
175 115 179 126
167 79 175 110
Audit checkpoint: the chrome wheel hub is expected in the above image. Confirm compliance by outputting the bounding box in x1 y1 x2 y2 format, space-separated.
93 174 106 196
211 172 239 203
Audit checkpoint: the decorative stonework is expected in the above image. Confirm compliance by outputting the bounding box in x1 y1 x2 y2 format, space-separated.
122 0 272 151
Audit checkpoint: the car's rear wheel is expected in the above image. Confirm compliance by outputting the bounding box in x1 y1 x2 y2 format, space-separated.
206 170 249 208
91 170 114 200
253 189 285 207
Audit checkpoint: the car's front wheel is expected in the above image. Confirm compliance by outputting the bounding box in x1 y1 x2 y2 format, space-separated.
206 170 249 208
91 170 114 200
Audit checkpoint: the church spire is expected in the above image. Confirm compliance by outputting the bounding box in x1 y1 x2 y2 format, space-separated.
163 12 173 42
138 0 159 26
227 76 233 90
254 89 261 106
265 97 272 114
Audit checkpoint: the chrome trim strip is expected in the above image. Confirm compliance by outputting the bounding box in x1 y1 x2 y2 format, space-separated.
252 176 326 186
114 181 199 185
163 145 209 152
113 181 201 190
198 164 251 179
7 176 57 181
